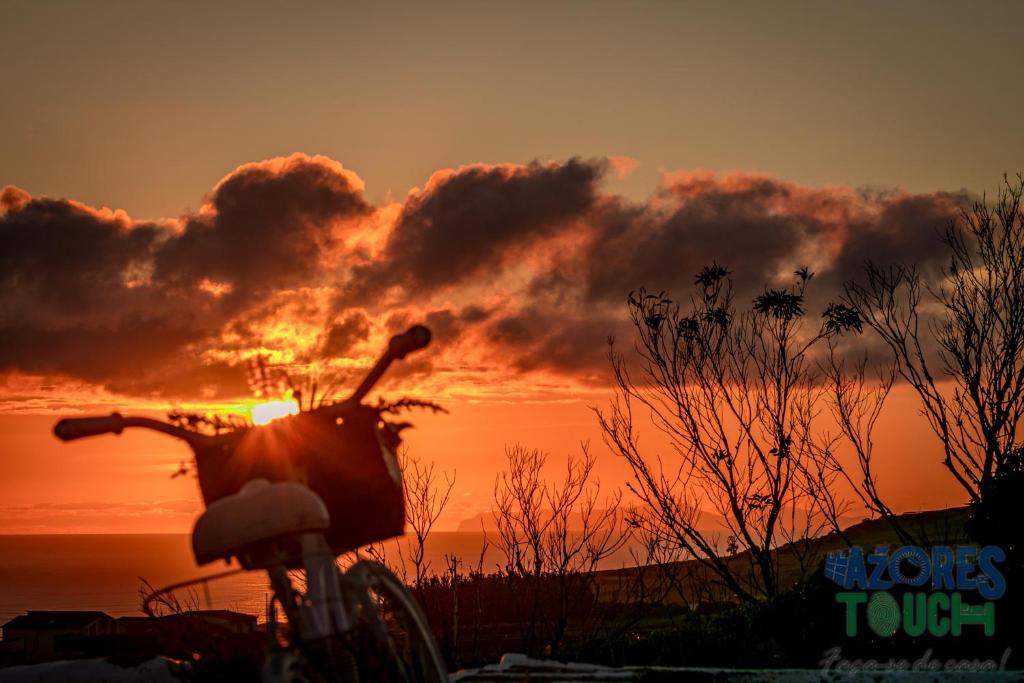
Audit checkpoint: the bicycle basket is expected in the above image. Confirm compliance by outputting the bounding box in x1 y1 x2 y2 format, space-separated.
188 406 405 555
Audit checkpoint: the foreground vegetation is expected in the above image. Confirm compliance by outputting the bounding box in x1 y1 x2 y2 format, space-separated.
402 506 1024 671
391 176 1024 670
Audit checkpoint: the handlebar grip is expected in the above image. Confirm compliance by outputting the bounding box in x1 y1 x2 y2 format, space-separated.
388 325 431 359
54 413 125 441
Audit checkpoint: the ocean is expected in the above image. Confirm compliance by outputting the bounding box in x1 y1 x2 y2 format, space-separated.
0 533 642 625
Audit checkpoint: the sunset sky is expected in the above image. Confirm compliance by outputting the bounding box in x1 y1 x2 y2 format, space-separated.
2 0 1022 534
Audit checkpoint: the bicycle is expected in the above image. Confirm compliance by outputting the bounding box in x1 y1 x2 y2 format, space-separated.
53 325 449 683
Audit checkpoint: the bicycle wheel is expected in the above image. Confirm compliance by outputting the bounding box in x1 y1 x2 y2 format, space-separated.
342 560 448 683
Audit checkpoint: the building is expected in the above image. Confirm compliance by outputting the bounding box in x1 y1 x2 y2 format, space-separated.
0 611 114 662
115 610 257 636
0 609 257 664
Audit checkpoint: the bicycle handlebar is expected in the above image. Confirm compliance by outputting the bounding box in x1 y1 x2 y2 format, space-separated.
52 324 432 444
343 325 431 408
54 414 220 445
54 413 125 441
388 324 431 359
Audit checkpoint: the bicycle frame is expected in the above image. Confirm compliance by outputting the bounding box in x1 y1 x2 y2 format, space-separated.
53 325 443 681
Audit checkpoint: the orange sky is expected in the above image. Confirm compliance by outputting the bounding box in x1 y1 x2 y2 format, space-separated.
0 386 970 534
3 2 1022 216
2 1 1019 535
0 154 990 535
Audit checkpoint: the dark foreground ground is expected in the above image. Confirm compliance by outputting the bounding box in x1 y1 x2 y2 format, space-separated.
2 507 1020 678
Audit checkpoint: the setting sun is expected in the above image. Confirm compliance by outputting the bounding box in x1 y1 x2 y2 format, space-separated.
250 399 300 426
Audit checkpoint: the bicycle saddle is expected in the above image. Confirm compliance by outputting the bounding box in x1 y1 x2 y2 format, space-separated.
192 478 330 566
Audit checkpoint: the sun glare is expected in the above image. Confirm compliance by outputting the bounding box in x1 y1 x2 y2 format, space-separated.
251 399 300 426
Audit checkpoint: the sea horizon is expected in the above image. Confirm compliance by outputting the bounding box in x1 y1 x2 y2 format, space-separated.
0 532 646 626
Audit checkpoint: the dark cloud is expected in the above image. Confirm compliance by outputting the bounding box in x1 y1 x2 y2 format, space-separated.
0 154 371 397
580 175 961 310
828 191 963 287
423 309 461 343
0 159 977 399
0 191 227 393
0 319 200 382
423 305 495 345
459 305 491 324
155 154 370 295
484 173 964 378
485 307 626 380
106 359 249 398
322 310 371 357
342 158 605 303
0 193 165 319
1 186 31 212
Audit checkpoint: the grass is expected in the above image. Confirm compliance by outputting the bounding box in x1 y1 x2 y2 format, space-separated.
593 507 972 606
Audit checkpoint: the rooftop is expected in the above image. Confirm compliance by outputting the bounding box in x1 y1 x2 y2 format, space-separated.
2 611 112 631
2 609 255 633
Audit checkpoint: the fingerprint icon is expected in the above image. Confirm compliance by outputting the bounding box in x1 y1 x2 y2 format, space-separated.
866 592 901 637
890 546 930 586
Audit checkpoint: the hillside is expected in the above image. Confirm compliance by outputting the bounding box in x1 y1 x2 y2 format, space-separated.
594 506 972 605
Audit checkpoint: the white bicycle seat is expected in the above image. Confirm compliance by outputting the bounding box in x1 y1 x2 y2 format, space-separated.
192 479 331 565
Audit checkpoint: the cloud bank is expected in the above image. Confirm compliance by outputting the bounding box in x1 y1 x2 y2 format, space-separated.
0 155 965 403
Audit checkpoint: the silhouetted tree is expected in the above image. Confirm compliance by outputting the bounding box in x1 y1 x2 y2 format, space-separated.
361 448 455 589
813 349 916 544
845 175 1024 546
598 265 865 602
493 443 628 656
402 449 456 590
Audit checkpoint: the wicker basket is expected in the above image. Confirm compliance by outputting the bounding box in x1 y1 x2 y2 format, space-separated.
189 406 405 554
